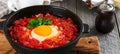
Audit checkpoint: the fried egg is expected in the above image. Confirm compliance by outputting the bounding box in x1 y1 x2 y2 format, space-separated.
31 25 60 42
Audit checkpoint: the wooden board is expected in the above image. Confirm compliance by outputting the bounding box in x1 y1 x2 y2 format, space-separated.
0 31 16 54
75 36 100 54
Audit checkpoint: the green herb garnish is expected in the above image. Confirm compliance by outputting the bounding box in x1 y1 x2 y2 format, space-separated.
26 18 53 28
26 25 32 29
37 18 43 25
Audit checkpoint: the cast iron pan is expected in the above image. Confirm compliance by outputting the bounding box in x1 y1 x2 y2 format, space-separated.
0 5 89 54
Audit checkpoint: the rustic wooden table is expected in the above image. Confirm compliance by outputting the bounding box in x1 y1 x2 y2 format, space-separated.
0 0 120 54
56 0 120 54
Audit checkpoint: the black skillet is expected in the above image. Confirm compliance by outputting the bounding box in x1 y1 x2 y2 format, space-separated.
0 5 89 54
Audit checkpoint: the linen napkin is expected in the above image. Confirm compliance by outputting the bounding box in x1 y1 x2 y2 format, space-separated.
0 0 63 18
0 1 11 18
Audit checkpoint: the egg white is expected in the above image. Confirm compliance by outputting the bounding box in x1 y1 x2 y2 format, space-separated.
31 25 60 42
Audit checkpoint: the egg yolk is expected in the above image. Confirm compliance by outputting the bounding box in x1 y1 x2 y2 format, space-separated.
33 25 52 36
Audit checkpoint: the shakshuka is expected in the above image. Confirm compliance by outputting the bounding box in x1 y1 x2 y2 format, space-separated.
9 13 78 49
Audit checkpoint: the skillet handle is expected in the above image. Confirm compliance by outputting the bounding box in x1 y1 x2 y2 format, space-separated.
82 24 90 33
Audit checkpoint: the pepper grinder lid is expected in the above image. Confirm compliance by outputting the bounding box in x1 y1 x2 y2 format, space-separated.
99 0 115 12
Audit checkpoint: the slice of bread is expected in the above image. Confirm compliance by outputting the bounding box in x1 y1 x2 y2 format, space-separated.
113 0 120 9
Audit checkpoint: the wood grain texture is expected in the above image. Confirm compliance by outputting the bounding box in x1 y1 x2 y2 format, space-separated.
0 32 17 54
115 8 120 35
75 36 100 54
76 0 120 54
60 0 76 13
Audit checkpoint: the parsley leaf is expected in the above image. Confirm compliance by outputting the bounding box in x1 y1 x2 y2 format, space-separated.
37 18 43 25
47 21 52 24
26 25 32 28
26 18 53 29
42 20 48 25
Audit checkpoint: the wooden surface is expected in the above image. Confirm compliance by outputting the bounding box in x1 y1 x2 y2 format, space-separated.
59 0 120 54
0 0 120 54
75 36 100 54
0 30 16 54
115 8 120 35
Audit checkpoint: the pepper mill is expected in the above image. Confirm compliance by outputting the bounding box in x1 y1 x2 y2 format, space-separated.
95 3 115 34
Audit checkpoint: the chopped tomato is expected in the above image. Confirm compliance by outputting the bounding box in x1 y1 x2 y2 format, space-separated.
10 13 78 49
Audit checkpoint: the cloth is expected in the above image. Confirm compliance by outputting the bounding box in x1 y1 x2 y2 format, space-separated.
0 1 11 18
0 0 63 18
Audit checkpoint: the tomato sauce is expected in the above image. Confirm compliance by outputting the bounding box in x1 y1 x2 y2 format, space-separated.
10 13 78 49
